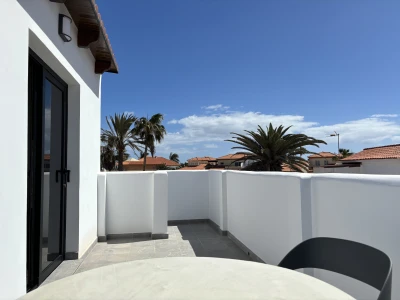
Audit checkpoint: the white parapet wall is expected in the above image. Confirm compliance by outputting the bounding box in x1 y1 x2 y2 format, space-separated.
97 172 169 238
98 170 400 300
153 172 169 235
167 171 210 221
311 174 400 299
208 171 226 229
226 171 304 265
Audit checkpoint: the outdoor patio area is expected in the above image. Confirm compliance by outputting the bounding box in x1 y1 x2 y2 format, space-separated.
43 223 251 285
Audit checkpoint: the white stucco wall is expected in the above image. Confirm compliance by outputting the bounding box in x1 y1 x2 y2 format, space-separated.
24 0 101 257
0 0 102 297
98 170 400 299
153 172 169 235
311 174 400 299
313 166 360 173
208 171 223 228
77 85 101 255
97 173 107 239
98 172 169 237
360 159 400 175
105 173 154 234
0 1 30 297
314 159 400 175
167 171 209 220
226 172 303 265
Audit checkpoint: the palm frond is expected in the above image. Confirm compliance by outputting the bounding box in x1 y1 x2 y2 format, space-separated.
227 123 326 172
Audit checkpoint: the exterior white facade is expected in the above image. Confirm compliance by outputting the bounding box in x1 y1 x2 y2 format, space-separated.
1 1 399 299
359 159 400 174
314 159 400 175
0 0 105 298
97 170 400 299
313 165 361 174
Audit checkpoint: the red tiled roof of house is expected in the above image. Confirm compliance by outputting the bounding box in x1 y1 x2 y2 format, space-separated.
179 164 208 170
308 152 339 159
341 144 400 161
187 156 216 162
123 156 179 166
217 153 248 160
281 163 309 172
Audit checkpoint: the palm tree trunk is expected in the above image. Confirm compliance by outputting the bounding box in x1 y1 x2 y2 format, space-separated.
143 145 148 171
266 163 270 171
118 150 124 171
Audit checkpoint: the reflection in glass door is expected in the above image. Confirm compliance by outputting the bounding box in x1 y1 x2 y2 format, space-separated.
41 78 65 272
27 50 68 291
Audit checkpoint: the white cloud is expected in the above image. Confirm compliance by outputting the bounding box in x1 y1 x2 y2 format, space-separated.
391 136 400 143
371 114 398 118
161 112 400 156
165 112 317 147
202 104 230 111
155 145 197 156
124 111 135 116
204 144 218 149
304 116 400 144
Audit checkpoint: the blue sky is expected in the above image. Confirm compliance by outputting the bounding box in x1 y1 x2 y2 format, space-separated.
97 0 400 162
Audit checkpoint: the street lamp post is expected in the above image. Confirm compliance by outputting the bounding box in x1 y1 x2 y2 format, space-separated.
330 132 340 154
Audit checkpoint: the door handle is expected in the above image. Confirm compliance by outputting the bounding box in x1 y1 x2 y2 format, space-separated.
55 169 71 183
56 170 62 183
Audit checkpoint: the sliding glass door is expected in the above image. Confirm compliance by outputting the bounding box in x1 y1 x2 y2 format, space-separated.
27 50 68 291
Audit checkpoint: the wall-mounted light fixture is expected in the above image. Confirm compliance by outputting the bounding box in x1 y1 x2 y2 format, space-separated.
58 14 72 42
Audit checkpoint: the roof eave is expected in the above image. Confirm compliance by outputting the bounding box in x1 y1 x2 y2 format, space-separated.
88 0 119 73
52 0 119 74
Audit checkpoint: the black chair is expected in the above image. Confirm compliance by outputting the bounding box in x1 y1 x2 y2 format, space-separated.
278 237 392 300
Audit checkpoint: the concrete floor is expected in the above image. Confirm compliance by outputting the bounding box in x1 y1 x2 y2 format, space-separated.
43 223 251 285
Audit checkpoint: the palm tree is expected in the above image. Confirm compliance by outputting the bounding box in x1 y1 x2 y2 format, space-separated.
133 113 166 171
149 144 156 157
339 148 353 159
100 144 116 171
156 164 169 170
101 113 140 171
169 152 180 163
137 150 147 159
226 123 327 172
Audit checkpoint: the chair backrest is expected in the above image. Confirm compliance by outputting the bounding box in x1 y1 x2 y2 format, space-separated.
278 237 392 300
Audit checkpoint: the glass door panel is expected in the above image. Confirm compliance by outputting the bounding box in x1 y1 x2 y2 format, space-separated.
41 78 64 272
27 50 68 291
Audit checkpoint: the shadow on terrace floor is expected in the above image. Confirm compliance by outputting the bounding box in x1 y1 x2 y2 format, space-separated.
43 223 251 285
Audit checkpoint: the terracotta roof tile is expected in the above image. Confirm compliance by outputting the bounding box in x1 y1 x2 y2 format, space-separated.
187 156 216 162
217 153 248 160
123 156 179 166
341 144 400 161
281 163 309 172
308 152 339 159
179 164 208 170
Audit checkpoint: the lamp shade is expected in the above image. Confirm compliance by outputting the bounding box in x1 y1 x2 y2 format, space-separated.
58 14 72 42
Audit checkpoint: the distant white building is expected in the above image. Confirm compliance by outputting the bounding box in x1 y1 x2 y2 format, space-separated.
313 144 400 175
308 152 340 171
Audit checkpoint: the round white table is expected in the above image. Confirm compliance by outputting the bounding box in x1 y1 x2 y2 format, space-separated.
20 257 354 299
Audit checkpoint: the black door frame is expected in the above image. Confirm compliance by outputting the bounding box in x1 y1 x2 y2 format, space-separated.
27 49 69 291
